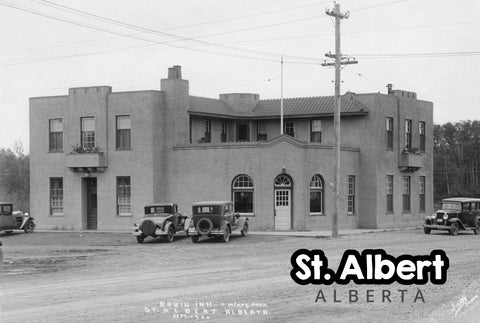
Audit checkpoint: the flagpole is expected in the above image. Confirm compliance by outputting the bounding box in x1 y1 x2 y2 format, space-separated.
280 55 284 135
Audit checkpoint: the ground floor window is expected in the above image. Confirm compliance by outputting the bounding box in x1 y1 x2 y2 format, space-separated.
403 176 411 213
50 177 64 215
117 176 131 215
232 175 254 214
309 174 324 214
419 176 426 213
347 175 355 214
386 175 394 213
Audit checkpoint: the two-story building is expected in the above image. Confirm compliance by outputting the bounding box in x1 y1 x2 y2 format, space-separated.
29 65 433 231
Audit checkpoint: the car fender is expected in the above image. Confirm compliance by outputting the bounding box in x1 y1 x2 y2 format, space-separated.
234 217 248 231
19 217 34 230
448 218 466 230
183 217 192 231
164 221 174 234
220 221 230 232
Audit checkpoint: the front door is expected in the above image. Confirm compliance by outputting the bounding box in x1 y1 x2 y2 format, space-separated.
86 178 97 230
274 189 291 230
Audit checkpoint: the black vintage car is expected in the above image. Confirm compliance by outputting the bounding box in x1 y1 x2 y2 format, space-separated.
424 197 480 235
188 201 248 243
0 202 35 234
133 203 190 243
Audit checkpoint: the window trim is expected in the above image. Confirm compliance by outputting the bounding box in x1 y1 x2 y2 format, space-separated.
232 174 254 215
285 121 294 137
50 177 64 216
117 176 132 216
81 117 95 149
419 121 426 153
386 175 394 214
386 117 393 150
309 174 325 215
49 118 64 152
116 115 132 150
404 119 412 151
347 175 356 215
310 119 322 143
402 176 411 214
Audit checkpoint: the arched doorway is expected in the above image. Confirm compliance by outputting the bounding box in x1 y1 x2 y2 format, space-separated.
274 174 293 230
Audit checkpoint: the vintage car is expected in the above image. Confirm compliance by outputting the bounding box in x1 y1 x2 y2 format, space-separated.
188 201 249 243
424 197 480 235
0 202 35 234
133 203 190 243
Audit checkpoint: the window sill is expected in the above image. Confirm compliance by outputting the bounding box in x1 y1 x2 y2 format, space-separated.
347 213 356 216
117 213 132 217
238 213 254 217
115 148 132 151
309 212 325 216
48 150 64 153
50 213 65 217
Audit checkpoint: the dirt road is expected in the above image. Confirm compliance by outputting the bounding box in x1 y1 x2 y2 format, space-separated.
1 229 479 322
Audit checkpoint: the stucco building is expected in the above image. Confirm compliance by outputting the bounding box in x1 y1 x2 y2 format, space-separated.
29 65 433 231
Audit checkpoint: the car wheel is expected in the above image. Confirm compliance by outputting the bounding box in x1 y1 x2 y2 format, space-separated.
5 231 13 235
166 226 175 243
449 222 459 236
474 219 480 235
241 222 249 236
136 235 145 244
191 236 199 243
423 227 431 235
221 226 231 243
24 221 35 233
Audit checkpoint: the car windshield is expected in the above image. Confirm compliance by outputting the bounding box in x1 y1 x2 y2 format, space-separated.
145 205 173 215
193 205 222 215
441 202 461 211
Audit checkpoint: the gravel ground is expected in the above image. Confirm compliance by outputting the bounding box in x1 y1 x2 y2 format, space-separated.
0 229 479 323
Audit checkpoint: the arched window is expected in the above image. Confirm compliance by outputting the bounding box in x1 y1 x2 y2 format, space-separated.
232 175 254 214
310 175 324 214
275 174 292 187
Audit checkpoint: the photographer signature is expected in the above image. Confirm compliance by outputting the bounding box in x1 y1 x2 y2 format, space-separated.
451 294 479 316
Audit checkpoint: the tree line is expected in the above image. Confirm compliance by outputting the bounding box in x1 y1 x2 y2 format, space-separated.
434 120 480 202
0 142 30 211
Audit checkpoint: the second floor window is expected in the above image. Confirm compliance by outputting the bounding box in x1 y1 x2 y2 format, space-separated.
386 117 393 149
257 122 267 141
49 119 63 151
204 120 211 143
221 122 227 142
285 121 294 137
81 117 95 149
311 120 322 143
116 116 131 149
419 122 426 152
405 119 412 151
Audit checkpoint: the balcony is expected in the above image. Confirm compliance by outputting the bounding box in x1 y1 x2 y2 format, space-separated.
66 152 107 173
399 151 423 172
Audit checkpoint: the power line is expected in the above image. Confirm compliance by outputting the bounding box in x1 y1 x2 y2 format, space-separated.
0 1 324 65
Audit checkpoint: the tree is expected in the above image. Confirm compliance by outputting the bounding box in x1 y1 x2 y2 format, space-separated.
0 141 30 211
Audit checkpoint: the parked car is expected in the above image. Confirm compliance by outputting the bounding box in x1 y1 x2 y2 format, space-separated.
424 197 480 235
0 202 35 234
188 201 249 243
133 203 190 243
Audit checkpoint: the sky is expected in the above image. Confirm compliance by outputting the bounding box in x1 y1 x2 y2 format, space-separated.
0 0 479 152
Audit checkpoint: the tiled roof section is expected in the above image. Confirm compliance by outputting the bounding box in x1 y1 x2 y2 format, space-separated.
188 94 368 118
189 96 235 116
253 95 367 117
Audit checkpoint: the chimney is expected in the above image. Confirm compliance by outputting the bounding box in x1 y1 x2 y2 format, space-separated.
168 65 182 79
387 83 393 95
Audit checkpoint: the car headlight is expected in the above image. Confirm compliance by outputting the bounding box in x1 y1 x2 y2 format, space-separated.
24 212 29 217
443 213 448 220
431 214 436 219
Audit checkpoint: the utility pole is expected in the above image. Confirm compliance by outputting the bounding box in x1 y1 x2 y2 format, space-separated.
322 3 357 238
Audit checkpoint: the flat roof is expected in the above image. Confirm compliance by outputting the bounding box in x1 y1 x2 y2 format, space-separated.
441 197 480 203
